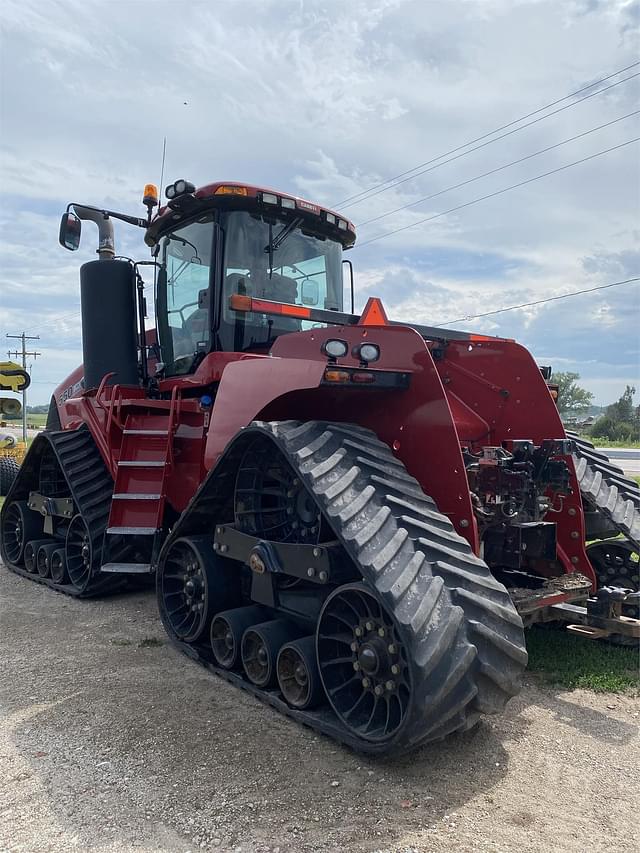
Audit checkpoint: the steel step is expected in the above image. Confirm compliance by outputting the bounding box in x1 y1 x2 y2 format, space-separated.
123 429 169 436
101 562 153 574
117 461 165 468
112 493 162 500
106 526 158 535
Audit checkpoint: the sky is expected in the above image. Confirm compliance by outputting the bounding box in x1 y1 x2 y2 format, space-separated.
0 0 639 406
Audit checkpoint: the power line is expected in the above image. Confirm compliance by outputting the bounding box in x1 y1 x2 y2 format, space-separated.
337 62 640 209
357 111 640 228
355 136 640 249
439 277 640 325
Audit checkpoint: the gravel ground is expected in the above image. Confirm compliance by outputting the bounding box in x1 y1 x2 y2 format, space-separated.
0 568 638 853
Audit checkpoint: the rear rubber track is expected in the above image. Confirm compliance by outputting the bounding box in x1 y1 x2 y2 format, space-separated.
0 426 123 597
161 420 527 754
567 431 640 548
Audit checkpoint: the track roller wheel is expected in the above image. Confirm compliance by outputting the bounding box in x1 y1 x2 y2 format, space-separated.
50 548 68 584
36 541 58 578
66 514 97 592
210 605 267 669
277 635 324 710
1 500 43 566
158 536 239 643
241 620 298 688
587 538 639 592
24 539 52 574
317 583 411 743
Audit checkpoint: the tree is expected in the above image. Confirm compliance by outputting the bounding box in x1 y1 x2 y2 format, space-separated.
550 372 594 417
605 385 636 424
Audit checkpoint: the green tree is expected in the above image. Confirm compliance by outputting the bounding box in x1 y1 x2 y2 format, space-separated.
551 372 594 417
605 385 636 423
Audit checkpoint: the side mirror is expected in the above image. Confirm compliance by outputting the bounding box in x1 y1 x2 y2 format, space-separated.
301 278 320 306
59 212 81 251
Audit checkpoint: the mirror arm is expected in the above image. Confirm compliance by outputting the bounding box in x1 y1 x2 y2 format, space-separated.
69 203 148 261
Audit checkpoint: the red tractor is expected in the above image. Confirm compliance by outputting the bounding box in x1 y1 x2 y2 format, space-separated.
2 179 638 754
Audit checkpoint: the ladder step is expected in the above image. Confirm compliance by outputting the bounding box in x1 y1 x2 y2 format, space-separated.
112 493 162 500
106 526 158 535
101 562 153 574
117 461 165 468
123 429 169 436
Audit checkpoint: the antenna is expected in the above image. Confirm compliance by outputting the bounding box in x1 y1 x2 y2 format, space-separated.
159 136 167 198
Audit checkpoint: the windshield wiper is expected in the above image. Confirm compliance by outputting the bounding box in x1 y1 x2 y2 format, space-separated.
264 217 303 276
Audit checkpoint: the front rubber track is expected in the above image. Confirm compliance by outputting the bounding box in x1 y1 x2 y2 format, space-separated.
162 420 527 754
0 427 122 597
567 431 640 549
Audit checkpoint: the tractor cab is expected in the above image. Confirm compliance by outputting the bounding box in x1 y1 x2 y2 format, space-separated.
149 182 356 375
59 180 356 381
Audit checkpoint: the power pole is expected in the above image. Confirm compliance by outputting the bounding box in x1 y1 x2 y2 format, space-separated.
7 332 41 443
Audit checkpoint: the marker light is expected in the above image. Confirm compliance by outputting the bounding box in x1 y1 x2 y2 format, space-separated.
353 343 380 363
324 369 350 384
214 185 248 195
322 339 349 359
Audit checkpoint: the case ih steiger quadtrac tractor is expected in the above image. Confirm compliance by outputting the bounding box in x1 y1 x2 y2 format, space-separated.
1 180 638 755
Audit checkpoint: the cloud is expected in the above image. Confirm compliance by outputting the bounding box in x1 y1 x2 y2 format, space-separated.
0 0 638 405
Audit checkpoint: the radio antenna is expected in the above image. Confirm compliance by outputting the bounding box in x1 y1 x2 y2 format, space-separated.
159 136 167 198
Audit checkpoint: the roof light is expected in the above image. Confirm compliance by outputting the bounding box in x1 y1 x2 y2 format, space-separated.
322 339 349 359
214 185 248 195
281 197 295 209
351 371 376 384
262 193 278 204
165 179 195 199
353 343 380 363
337 219 348 231
326 213 336 224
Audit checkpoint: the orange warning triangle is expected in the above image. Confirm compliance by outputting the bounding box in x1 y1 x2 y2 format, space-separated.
358 297 389 326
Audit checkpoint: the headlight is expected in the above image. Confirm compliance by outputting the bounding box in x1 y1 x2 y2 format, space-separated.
322 339 349 359
353 343 380 363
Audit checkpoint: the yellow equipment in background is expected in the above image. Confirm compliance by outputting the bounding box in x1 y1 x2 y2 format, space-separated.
0 361 30 466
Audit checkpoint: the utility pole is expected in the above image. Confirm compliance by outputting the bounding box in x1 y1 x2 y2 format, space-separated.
7 332 41 443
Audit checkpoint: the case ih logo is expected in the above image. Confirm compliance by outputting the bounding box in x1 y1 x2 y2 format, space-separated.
296 199 320 213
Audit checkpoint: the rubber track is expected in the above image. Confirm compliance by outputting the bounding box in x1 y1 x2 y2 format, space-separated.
0 427 121 597
567 431 640 548
160 420 527 754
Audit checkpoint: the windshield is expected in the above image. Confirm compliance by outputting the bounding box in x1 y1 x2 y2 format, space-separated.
220 210 343 351
158 217 213 375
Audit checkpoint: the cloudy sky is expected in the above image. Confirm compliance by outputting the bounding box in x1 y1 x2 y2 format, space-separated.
1 0 638 406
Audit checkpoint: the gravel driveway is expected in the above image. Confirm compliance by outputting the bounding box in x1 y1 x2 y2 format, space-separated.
0 569 637 853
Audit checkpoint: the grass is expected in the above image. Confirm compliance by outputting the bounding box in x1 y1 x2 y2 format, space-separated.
631 475 640 487
138 636 164 648
526 626 639 693
585 436 640 449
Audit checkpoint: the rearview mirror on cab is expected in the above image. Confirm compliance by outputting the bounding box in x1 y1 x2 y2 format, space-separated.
59 212 82 251
301 277 320 306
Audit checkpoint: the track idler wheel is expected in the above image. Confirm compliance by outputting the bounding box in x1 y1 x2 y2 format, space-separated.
317 583 411 744
587 538 639 592
50 548 68 584
24 539 53 574
277 635 324 710
1 500 43 566
158 536 240 643
36 542 59 578
241 620 299 688
210 605 267 670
